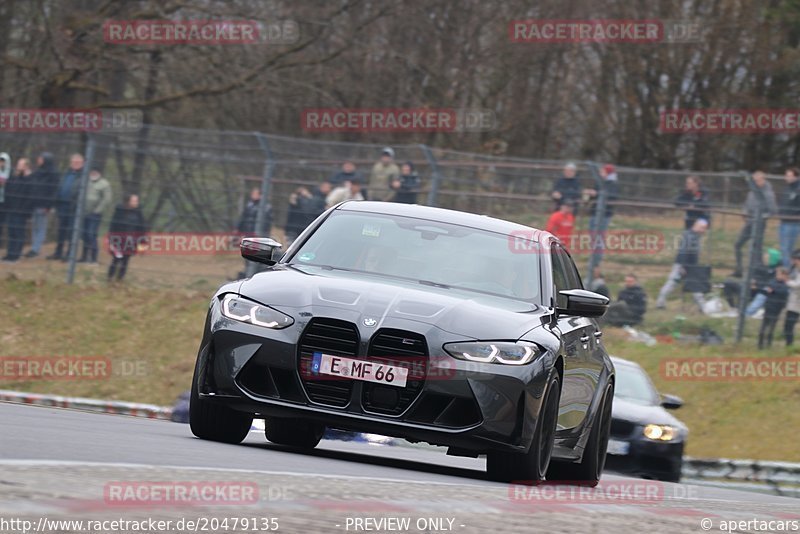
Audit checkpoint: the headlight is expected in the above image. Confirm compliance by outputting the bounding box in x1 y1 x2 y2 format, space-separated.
221 294 294 329
643 424 678 441
443 341 541 365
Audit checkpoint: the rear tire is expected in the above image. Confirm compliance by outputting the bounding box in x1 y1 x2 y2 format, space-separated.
265 417 325 448
189 365 253 444
546 381 613 486
486 370 561 483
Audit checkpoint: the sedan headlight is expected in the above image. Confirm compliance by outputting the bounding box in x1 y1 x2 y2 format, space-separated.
443 341 541 365
643 424 678 441
221 294 294 329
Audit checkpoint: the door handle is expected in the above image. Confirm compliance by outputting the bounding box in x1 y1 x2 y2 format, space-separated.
580 335 590 343
594 331 603 338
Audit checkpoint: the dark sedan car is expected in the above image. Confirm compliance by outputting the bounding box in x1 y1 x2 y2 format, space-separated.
605 356 688 482
190 201 614 483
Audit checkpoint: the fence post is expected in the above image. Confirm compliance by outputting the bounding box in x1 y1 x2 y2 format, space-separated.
248 132 275 278
585 161 605 287
66 136 96 284
735 172 766 343
420 144 442 207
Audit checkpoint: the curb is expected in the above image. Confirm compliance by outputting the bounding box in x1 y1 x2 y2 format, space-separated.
0 389 173 420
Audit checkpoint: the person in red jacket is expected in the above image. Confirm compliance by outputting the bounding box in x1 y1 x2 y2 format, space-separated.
546 201 575 250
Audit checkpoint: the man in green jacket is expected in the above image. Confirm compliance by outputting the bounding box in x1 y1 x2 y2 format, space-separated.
80 168 112 263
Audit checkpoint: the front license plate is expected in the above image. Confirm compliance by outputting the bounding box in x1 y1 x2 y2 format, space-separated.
314 353 409 388
606 439 630 456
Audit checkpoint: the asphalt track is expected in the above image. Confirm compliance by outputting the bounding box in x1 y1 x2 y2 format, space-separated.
1 403 798 533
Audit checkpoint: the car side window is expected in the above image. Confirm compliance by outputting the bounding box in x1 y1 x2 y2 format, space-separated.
551 244 569 308
560 249 584 290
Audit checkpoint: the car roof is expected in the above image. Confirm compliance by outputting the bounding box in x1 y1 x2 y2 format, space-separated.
337 201 553 242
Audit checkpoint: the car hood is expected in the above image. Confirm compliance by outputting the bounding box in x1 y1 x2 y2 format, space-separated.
236 265 548 340
612 396 687 430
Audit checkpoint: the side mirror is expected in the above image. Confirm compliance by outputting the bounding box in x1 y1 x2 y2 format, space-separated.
557 289 609 317
660 394 683 410
241 237 283 266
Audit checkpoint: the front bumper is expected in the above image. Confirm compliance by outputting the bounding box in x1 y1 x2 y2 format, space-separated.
605 422 685 479
195 303 554 453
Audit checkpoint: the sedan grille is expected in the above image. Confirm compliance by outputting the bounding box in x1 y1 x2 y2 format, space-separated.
298 318 360 407
610 418 637 438
362 329 428 415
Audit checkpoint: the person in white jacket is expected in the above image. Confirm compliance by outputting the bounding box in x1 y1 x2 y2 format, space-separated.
784 250 800 345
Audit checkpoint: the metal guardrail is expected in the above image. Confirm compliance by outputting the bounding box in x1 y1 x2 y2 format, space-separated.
683 457 800 497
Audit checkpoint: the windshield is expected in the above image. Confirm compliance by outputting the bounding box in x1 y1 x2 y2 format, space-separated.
288 210 542 303
614 363 660 405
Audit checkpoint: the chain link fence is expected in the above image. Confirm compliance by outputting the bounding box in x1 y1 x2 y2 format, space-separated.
0 125 789 307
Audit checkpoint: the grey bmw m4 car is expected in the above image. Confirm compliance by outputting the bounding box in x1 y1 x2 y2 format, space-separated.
190 201 614 484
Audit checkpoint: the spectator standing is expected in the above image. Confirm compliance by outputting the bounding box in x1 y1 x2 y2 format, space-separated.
236 187 273 279
368 147 399 201
107 194 146 282
758 267 789 350
784 250 800 346
27 152 60 258
308 181 331 220
328 161 360 188
675 175 711 229
733 170 778 277
2 159 33 263
545 201 575 249
80 169 112 264
0 152 10 248
326 177 364 207
550 162 581 210
605 274 648 326
391 162 421 204
285 186 315 243
47 153 84 260
585 164 620 265
237 187 272 236
587 266 610 298
656 218 708 310
778 167 800 268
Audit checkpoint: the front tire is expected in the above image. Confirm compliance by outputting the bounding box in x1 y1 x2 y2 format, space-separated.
189 360 253 444
547 381 614 486
486 370 561 483
264 417 325 448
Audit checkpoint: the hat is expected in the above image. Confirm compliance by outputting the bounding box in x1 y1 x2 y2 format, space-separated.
602 164 616 174
767 248 782 268
564 162 577 171
381 147 395 158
